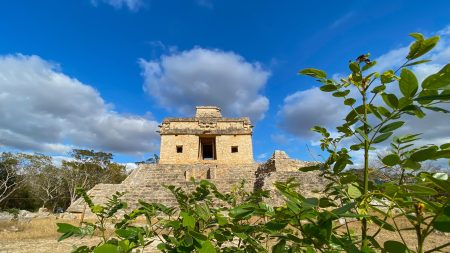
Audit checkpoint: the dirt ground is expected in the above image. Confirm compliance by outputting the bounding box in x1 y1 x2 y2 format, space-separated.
0 217 449 253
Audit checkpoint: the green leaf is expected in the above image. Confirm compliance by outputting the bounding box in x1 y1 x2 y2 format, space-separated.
372 84 386 93
299 68 327 79
320 84 338 92
56 223 85 242
398 133 421 143
402 159 421 170
333 90 350 97
189 230 208 241
379 121 405 133
229 204 255 219
424 106 450 113
402 104 426 118
381 93 399 109
91 205 104 214
344 98 356 106
347 184 362 199
362 61 376 71
433 149 450 159
93 244 119 253
349 62 360 73
384 240 409 253
382 154 400 166
441 143 450 149
265 220 288 231
356 128 369 141
181 212 195 229
404 59 431 67
416 89 438 104
399 69 418 97
422 63 450 90
368 105 382 120
415 93 450 101
372 132 393 144
433 204 450 232
409 33 424 40
407 35 439 60
350 144 362 151
410 146 438 162
272 239 286 253
333 158 351 174
332 202 356 215
378 106 391 117
424 174 450 192
402 184 438 196
198 240 216 253
381 70 396 84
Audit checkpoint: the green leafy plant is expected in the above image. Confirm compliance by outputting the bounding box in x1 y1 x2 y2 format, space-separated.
297 32 450 252
57 180 274 253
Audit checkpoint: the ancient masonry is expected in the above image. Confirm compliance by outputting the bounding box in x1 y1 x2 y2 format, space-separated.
68 106 326 212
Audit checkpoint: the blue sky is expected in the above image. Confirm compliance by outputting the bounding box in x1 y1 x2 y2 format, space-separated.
1 0 449 164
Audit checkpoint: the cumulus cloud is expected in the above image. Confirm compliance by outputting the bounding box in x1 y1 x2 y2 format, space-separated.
139 48 270 121
0 54 159 155
278 87 346 138
278 25 450 149
90 0 143 11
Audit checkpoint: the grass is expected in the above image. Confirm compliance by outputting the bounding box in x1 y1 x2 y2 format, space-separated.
0 218 76 240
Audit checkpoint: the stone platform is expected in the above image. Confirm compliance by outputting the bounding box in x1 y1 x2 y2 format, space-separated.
67 151 327 213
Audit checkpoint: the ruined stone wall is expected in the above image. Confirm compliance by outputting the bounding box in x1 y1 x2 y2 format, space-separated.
67 151 326 214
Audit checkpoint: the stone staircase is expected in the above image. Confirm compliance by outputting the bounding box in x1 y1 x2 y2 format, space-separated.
67 151 326 213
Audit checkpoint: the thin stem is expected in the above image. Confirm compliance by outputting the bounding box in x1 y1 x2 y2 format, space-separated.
392 217 410 250
361 87 369 250
425 241 450 253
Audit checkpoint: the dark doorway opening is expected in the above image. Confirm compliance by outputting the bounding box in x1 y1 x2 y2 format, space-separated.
199 137 216 160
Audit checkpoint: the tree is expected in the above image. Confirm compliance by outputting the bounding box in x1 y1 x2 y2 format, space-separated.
135 154 160 165
61 149 126 204
24 153 65 209
0 152 26 205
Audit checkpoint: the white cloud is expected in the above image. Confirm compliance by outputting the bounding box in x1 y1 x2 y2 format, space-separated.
278 25 450 156
139 47 270 121
0 54 159 155
91 0 143 11
278 87 346 138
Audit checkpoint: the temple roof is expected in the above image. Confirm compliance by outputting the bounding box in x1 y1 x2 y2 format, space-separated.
158 106 253 135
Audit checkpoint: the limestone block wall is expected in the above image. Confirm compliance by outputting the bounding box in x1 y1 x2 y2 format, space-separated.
159 135 199 164
159 134 253 164
215 135 253 164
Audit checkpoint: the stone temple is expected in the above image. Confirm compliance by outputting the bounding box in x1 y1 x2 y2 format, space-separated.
68 106 326 213
159 106 253 165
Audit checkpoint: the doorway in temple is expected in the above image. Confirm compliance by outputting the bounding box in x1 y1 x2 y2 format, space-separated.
199 137 216 160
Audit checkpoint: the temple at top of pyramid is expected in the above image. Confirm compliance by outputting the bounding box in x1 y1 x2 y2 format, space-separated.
66 106 325 214
158 106 254 164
